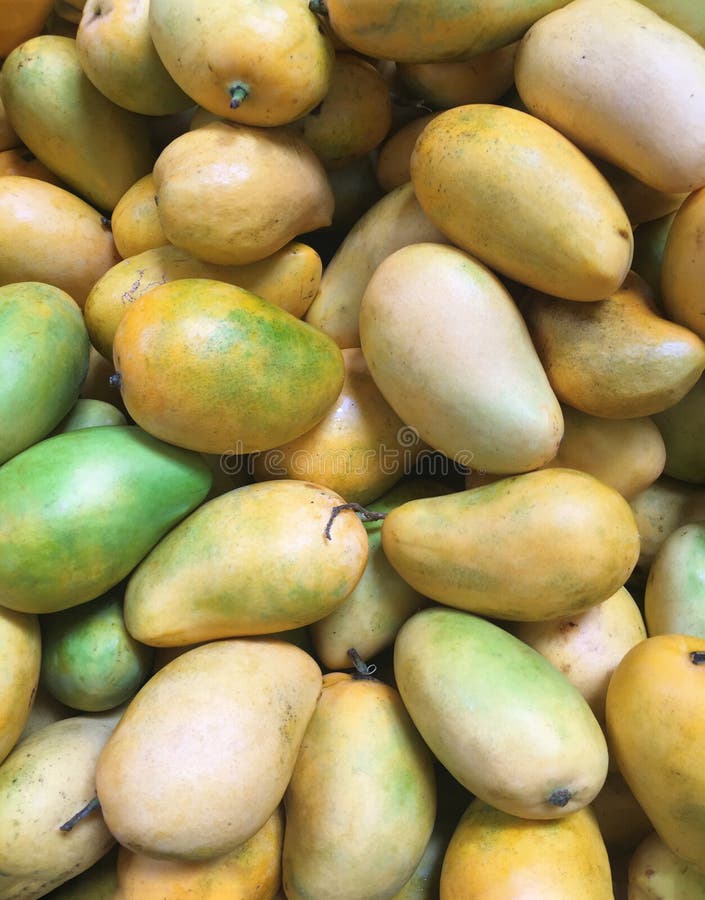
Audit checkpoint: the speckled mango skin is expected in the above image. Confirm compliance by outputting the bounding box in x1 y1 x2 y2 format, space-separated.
0 425 212 614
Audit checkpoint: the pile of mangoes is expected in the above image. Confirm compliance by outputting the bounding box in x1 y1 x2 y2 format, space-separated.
2 0 705 897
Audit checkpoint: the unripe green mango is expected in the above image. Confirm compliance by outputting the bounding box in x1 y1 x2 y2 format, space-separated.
0 425 212 614
653 372 705 482
52 398 127 434
41 585 154 712
394 607 609 820
0 35 155 211
0 281 90 465
644 522 705 637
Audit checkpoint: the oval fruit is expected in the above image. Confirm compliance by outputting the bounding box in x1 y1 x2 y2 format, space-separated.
410 103 633 301
628 830 705 898
110 174 167 260
0 608 41 765
52 398 127 433
394 607 609 819
359 241 563 473
652 372 705 482
661 186 705 339
644 523 705 637
112 278 345 454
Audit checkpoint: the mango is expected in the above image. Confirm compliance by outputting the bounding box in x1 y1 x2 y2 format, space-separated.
124 480 369 647
0 146 64 184
0 36 155 211
628 830 705 898
591 769 653 853
282 670 436 899
644 523 705 637
652 371 705 482
606 633 705 874
591 156 686 227
375 114 439 193
633 211 676 302
51 398 127 434
394 607 609 819
109 174 167 260
382 468 640 622
515 0 705 194
0 425 212 614
0 281 89 465
440 800 613 899
0 0 54 57
359 241 563 473
43 846 118 900
524 270 705 418
410 103 633 301
661 186 705 339
0 609 41 766
41 586 154 711
95 638 322 860
112 278 345 454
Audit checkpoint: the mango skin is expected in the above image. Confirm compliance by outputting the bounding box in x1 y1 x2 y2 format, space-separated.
0 608 41 766
440 800 613 899
52 398 127 434
662 187 705 340
644 523 705 637
282 672 436 900
382 468 641 621
628 830 705 898
113 278 345 455
606 633 705 875
410 103 633 301
394 607 609 820
0 425 212 614
123 480 369 647
652 372 705 483
0 281 90 465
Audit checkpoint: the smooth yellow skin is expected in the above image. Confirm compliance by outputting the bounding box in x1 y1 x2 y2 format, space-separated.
0 609 40 765
124 480 369 646
76 0 192 115
0 0 54 57
525 270 705 418
394 42 518 110
440 801 613 900
96 639 322 861
545 405 666 498
114 806 283 900
360 241 563 472
282 673 437 900
382 468 641 621
511 587 646 725
113 278 344 454
662 187 705 339
252 348 416 504
591 770 653 852
287 53 392 170
149 0 334 127
110 174 166 260
86 241 321 360
645 522 705 637
0 36 155 212
323 0 568 63
0 717 115 883
0 175 119 307
153 121 333 266
628 830 705 899
375 114 439 193
411 104 633 301
305 181 450 348
515 0 705 194
0 147 63 184
606 633 705 874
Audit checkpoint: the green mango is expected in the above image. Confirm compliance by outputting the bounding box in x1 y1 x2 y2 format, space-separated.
632 211 677 304
0 35 155 212
41 585 154 712
0 281 90 465
0 425 212 614
653 372 705 482
393 607 609 820
52 398 127 434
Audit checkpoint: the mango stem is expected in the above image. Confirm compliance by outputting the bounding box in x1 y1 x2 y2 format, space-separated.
108 372 122 388
324 503 386 541
691 651 705 665
60 796 101 832
547 788 572 808
309 0 328 13
348 647 377 677
228 82 249 109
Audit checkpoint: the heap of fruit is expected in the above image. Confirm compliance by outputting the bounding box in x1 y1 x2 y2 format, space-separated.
2 0 705 897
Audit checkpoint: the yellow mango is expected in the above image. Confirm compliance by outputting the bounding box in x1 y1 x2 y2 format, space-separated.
282 670 436 899
123 480 369 646
359 241 563 472
440 800 613 899
114 806 283 900
76 0 193 116
110 174 167 260
0 176 119 307
96 639 322 860
86 241 322 360
0 0 54 58
591 770 653 853
305 181 451 348
152 121 333 266
515 0 705 193
0 36 155 212
661 186 705 339
645 522 705 637
628 830 705 898
593 156 686 228
0 609 40 765
382 468 640 621
149 0 334 127
112 278 344 454
0 147 63 184
511 587 647 726
606 633 705 874
0 75 20 153
639 0 705 47
326 154 383 231
375 114 438 193
524 270 705 418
